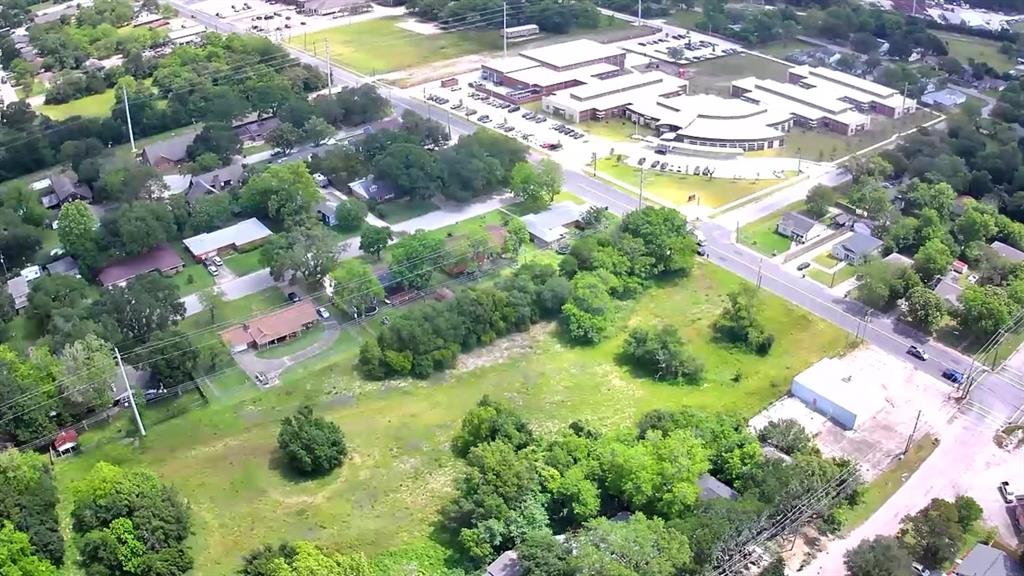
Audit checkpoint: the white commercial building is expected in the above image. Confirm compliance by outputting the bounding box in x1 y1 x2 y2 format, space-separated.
791 357 887 430
787 65 917 119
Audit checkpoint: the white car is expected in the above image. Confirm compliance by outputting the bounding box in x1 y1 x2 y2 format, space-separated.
211 256 224 266
206 265 219 276
324 137 339 146
316 306 330 319
313 173 329 187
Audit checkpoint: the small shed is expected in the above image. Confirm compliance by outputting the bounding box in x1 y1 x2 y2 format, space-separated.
52 429 79 456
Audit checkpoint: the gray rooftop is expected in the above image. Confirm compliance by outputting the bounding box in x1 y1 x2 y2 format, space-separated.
698 473 740 501
142 132 197 165
521 202 588 244
5 277 29 310
990 241 1024 263
933 278 963 305
956 543 1019 576
348 176 398 201
882 253 913 267
486 550 522 576
182 218 273 257
837 232 883 257
44 256 80 276
186 161 244 204
779 211 819 236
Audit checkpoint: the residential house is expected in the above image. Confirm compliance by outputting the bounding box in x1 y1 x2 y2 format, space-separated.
141 133 197 169
698 474 739 501
233 115 281 142
220 301 319 352
41 172 92 209
954 543 1021 576
4 277 29 312
348 176 398 202
185 161 244 204
933 277 963 306
921 88 967 107
317 199 339 226
882 252 913 268
182 218 273 261
97 244 185 288
485 550 522 576
521 202 589 247
776 212 825 244
990 241 1024 263
44 256 80 278
977 78 1007 92
831 233 883 264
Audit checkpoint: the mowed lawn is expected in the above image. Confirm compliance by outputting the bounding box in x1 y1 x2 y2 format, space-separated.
937 31 1015 71
784 108 937 162
37 88 116 120
738 199 807 256
52 262 849 576
598 157 793 208
683 53 791 96
285 18 501 74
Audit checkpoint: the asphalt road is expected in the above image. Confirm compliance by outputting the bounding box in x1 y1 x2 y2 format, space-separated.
167 0 1024 426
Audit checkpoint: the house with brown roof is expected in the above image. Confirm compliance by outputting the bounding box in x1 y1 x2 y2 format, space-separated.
141 133 197 169
40 172 92 209
97 245 185 288
220 301 320 352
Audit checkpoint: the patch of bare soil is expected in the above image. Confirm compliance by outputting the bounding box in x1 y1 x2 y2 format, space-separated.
454 322 555 373
384 54 490 88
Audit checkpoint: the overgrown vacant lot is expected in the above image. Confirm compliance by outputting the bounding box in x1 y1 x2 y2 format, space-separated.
55 263 849 575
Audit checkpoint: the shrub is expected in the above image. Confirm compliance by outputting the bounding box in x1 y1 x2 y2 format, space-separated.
277 405 348 476
621 325 704 384
756 419 813 455
334 198 368 232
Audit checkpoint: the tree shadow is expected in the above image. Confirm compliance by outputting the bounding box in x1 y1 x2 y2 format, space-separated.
266 449 333 485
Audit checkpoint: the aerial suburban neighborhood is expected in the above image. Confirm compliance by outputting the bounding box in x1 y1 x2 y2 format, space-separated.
4 0 1024 573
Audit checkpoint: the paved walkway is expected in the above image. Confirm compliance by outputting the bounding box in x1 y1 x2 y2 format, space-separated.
232 321 342 386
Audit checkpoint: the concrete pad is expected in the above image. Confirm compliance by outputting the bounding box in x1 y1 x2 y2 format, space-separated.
395 18 442 35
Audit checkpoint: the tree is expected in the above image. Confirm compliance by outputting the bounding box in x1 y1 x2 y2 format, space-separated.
958 285 1014 337
333 198 367 232
619 207 696 277
848 178 892 222
509 159 562 208
712 284 774 354
898 497 979 568
0 522 58 576
189 193 233 234
330 260 384 318
136 329 200 386
0 347 59 444
58 335 116 418
260 226 339 283
0 450 64 567
913 238 954 282
503 217 530 257
400 109 449 148
185 152 222 175
569 513 692 576
388 231 445 290
241 162 320 229
309 146 367 188
805 185 836 219
562 271 615 344
186 122 241 163
26 274 93 332
109 202 177 256
56 199 98 264
844 536 913 576
267 122 302 155
277 405 348 476
757 419 812 456
302 116 334 146
0 223 42 270
906 180 956 217
850 31 879 54
0 181 48 227
93 274 185 344
847 155 893 182
620 325 704 384
451 395 534 457
359 225 392 259
95 162 165 203
239 541 370 576
517 532 572 576
903 286 947 333
955 203 997 245
372 143 442 200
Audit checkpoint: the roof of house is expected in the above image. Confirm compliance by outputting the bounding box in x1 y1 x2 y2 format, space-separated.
882 252 913 267
42 172 91 207
220 301 319 348
837 233 883 257
698 473 740 501
233 116 281 140
922 88 967 106
44 256 80 276
183 218 273 257
185 161 244 204
956 543 1018 576
348 176 398 201
521 202 589 243
933 278 963 305
5 276 29 309
53 429 79 450
778 211 820 235
990 241 1024 263
97 244 184 287
485 550 522 576
142 132 197 165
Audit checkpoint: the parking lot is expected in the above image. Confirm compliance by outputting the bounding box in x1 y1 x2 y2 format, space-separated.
615 28 742 65
190 0 401 37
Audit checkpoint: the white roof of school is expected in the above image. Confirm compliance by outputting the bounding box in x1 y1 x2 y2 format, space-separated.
790 65 896 98
182 218 272 257
505 62 618 88
520 38 624 69
789 65 914 111
485 55 539 74
632 93 790 142
544 71 687 118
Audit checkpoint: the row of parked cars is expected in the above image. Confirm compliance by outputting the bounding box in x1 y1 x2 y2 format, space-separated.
551 123 585 140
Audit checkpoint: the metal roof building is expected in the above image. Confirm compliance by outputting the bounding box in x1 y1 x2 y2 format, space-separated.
182 218 273 261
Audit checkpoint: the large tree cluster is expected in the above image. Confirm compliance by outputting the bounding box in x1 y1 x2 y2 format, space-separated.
0 450 64 567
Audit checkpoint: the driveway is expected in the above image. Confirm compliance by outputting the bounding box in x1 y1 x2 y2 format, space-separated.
182 269 282 318
233 321 341 387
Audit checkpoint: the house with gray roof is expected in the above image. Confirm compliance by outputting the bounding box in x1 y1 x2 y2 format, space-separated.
44 256 80 278
185 161 244 204
921 88 967 107
955 543 1021 576
698 473 739 501
521 202 589 247
41 172 91 209
486 550 522 576
182 218 273 261
831 233 883 264
5 277 29 312
776 211 825 244
141 133 197 170
933 277 963 306
348 175 398 202
990 241 1024 263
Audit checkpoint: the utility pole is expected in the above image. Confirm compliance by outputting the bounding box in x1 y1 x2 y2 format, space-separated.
903 409 922 456
122 86 136 153
756 258 764 288
115 347 146 438
637 0 642 26
324 40 332 94
638 165 645 209
502 2 508 57
901 82 909 119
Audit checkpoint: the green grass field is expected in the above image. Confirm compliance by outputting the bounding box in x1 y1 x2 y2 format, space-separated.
813 251 842 269
737 200 807 257
684 53 791 96
37 88 116 120
223 250 265 277
936 31 1015 72
171 264 217 297
669 10 703 29
285 18 501 75
372 198 440 224
756 39 816 59
807 264 857 287
597 157 793 208
784 109 936 162
178 287 290 347
579 118 653 142
52 261 848 575
842 434 938 533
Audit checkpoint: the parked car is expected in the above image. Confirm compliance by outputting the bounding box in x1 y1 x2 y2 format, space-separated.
906 345 928 361
796 262 810 271
508 105 520 112
941 368 964 384
312 173 329 187
287 291 301 303
211 256 224 267
911 564 930 576
316 306 330 319
999 481 1015 503
206 265 219 276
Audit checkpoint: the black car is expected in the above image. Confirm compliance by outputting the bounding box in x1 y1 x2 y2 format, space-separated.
637 157 647 166
796 262 810 271
287 292 301 303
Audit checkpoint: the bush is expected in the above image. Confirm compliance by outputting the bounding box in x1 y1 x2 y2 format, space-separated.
334 198 368 232
621 325 704 384
277 405 348 476
756 419 813 455
712 285 775 355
